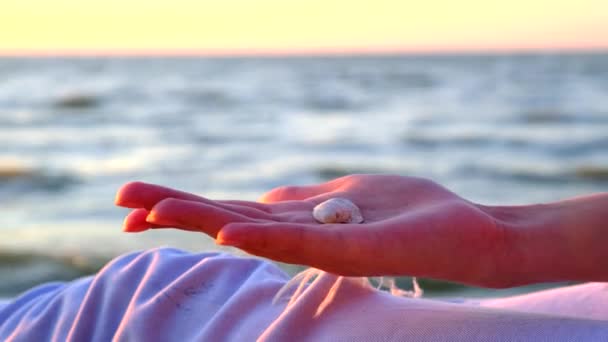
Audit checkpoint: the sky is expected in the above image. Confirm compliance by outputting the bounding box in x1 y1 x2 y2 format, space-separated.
1 0 607 55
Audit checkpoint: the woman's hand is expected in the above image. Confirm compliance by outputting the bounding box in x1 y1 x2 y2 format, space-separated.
116 175 517 287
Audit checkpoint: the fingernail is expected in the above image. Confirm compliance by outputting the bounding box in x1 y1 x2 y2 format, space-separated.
216 238 237 246
216 237 243 247
145 212 164 226
123 224 149 233
146 211 184 227
115 196 137 208
123 219 149 233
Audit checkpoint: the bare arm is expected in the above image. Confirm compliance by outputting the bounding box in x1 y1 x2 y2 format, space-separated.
486 193 608 286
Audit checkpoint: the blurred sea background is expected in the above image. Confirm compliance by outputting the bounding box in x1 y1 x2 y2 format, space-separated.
1 52 607 297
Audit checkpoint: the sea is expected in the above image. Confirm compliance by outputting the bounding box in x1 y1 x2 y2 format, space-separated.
1 52 607 297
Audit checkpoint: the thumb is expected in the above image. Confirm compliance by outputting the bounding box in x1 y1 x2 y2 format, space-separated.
258 185 329 203
258 175 355 203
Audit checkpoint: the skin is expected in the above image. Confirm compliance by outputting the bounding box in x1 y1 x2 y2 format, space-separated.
115 174 608 288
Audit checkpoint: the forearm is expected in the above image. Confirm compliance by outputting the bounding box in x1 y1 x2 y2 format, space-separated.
486 193 608 286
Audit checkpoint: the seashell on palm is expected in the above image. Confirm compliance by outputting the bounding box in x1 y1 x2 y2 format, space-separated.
312 198 364 224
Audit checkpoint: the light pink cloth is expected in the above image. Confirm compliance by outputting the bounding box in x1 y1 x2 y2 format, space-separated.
1 248 606 341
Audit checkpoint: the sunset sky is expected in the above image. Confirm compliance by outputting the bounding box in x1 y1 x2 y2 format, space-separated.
2 0 607 55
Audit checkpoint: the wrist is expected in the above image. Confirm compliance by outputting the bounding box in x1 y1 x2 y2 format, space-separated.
483 193 608 286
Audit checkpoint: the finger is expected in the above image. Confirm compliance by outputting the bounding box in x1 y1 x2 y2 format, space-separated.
257 176 355 203
216 222 382 276
146 198 261 238
259 185 330 203
122 208 169 232
116 181 203 208
218 200 271 212
115 181 272 219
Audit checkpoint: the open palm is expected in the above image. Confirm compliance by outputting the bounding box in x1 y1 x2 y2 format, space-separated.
116 175 510 287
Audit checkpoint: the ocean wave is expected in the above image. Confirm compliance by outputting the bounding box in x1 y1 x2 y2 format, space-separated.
516 109 608 124
517 109 573 124
457 164 564 183
0 165 34 180
53 92 101 109
459 164 608 183
575 166 608 181
403 134 497 148
0 250 108 296
349 71 437 90
550 137 608 155
0 164 79 192
301 93 363 111
402 128 608 157
316 166 394 180
183 88 238 108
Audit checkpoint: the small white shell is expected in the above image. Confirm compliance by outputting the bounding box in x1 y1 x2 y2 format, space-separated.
312 198 364 224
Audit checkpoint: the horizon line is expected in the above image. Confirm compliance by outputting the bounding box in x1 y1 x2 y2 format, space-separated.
1 46 607 58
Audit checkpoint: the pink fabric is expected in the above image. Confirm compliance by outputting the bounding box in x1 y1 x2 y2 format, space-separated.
262 272 608 341
479 282 608 321
1 248 607 341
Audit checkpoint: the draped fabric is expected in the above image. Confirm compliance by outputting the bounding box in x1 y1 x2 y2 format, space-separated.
1 248 606 341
